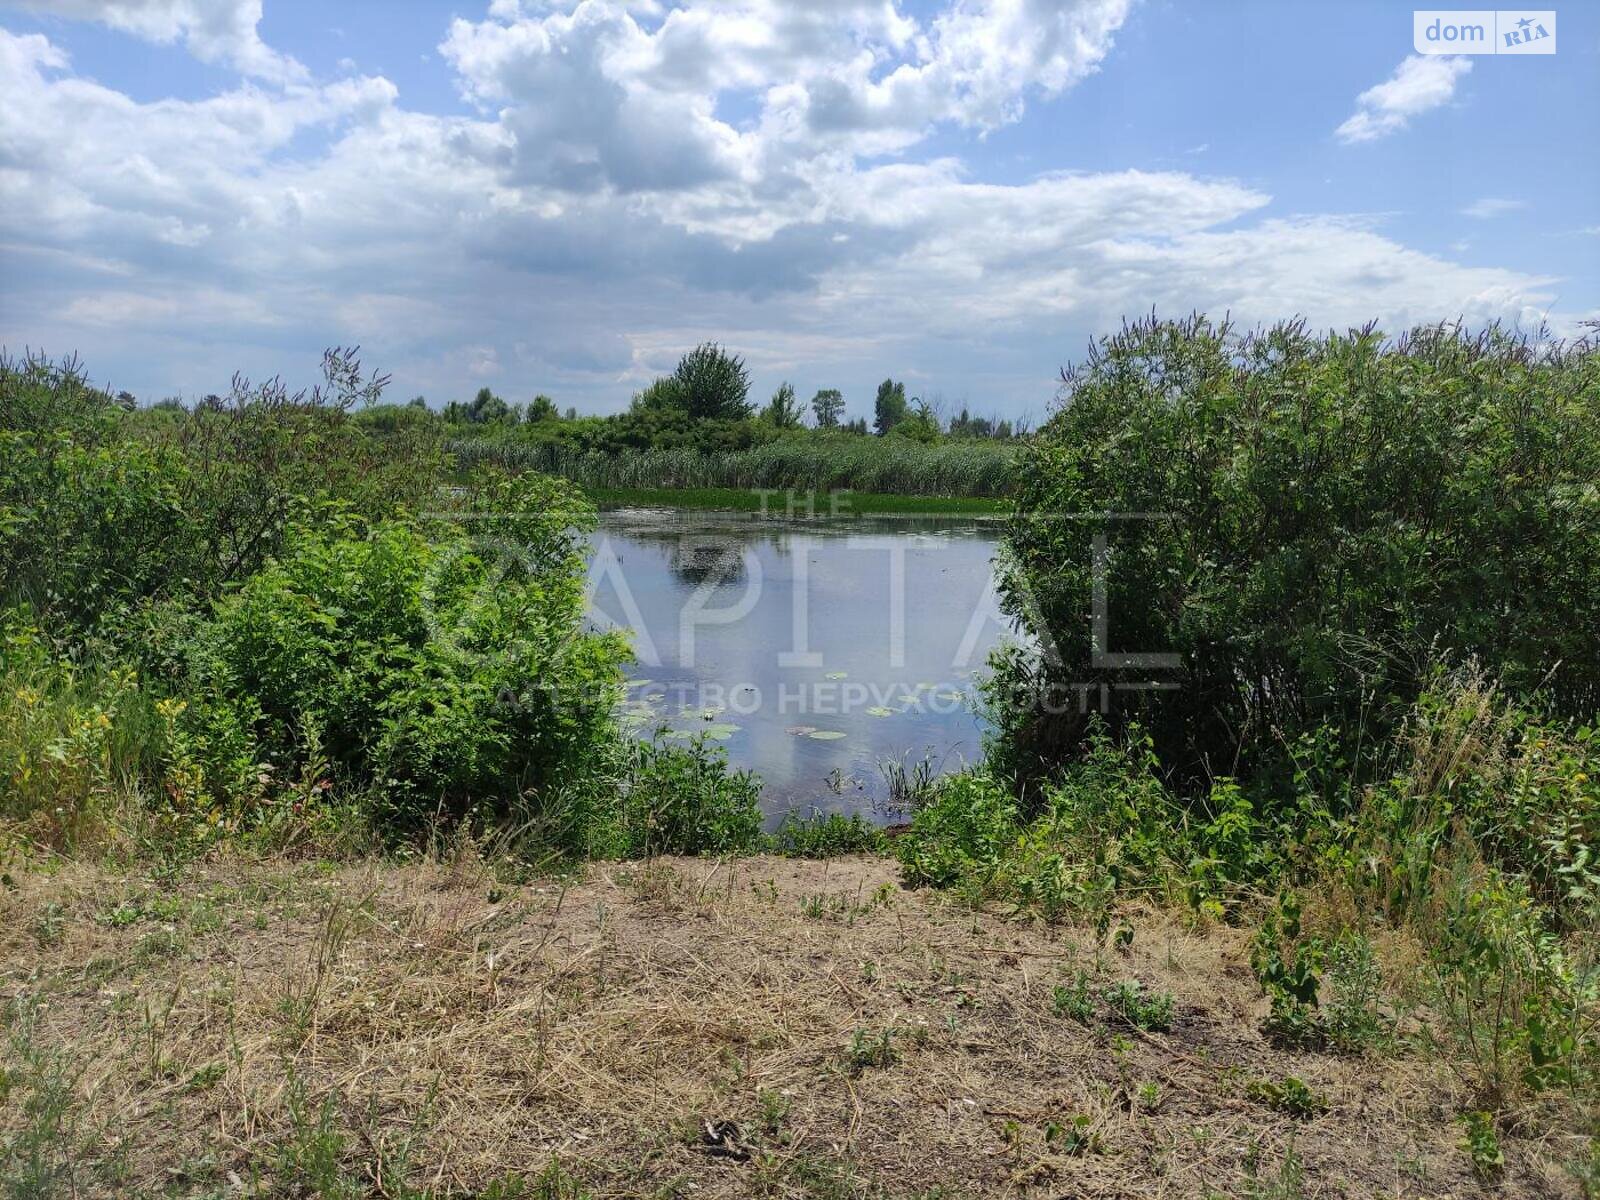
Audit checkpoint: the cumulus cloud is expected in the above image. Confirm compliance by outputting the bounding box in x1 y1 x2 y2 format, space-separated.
1336 55 1470 143
5 0 306 82
0 6 1578 412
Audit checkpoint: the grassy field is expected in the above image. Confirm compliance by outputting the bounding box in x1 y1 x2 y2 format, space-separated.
589 485 1008 516
0 851 1575 1199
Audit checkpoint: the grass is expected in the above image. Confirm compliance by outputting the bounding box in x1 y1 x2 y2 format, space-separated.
587 484 1008 515
0 850 1575 1197
454 436 1016 499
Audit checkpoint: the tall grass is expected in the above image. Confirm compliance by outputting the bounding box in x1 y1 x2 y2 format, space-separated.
451 436 1016 497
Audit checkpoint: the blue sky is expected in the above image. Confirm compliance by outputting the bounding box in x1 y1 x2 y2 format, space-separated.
1 1 1594 422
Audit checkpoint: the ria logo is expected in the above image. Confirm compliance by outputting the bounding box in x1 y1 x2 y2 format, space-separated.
1413 10 1556 54
1500 13 1553 47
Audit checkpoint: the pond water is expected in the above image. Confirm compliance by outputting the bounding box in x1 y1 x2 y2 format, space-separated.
586 507 1016 823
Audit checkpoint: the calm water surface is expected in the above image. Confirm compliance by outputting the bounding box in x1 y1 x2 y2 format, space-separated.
586 508 1016 822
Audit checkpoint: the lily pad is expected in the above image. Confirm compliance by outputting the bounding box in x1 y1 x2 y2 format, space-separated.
703 722 741 737
807 730 848 741
824 671 848 680
865 706 896 717
786 725 817 736
935 690 964 702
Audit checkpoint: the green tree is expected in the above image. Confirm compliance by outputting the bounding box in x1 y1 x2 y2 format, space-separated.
526 394 559 422
468 386 513 424
762 382 805 429
811 388 844 428
672 342 752 420
891 398 940 443
631 377 685 413
873 378 907 435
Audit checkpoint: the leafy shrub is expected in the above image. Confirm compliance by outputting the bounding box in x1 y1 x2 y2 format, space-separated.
1419 866 1599 1109
0 349 441 641
1355 671 1600 930
168 482 626 834
996 316 1600 794
0 625 145 843
894 772 1020 891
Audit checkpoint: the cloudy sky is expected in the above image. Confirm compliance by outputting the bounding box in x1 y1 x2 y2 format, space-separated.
1 1 1595 420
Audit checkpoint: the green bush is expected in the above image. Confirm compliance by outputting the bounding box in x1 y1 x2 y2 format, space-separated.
894 772 1020 891
167 482 627 834
995 316 1600 794
770 811 885 857
0 621 147 842
0 350 441 641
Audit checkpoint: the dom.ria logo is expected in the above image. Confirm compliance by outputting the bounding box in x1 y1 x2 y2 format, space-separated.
1413 10 1556 54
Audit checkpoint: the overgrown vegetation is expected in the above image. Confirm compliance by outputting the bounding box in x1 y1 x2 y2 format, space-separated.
5 315 1599 1191
891 317 1600 1184
0 350 759 861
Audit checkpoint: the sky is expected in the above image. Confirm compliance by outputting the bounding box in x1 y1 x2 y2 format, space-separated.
0 1 1595 423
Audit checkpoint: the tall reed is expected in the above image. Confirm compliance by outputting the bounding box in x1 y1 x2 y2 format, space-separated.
451 437 1016 497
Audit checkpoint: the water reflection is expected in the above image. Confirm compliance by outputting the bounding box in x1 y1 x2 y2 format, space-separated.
586 506 1016 823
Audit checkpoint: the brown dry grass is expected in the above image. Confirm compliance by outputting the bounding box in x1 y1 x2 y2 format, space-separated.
0 851 1582 1198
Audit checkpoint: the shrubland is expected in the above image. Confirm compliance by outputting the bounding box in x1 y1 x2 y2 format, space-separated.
0 350 760 863
893 317 1600 1185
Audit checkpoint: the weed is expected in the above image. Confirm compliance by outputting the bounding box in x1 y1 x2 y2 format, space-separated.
1321 934 1388 1053
29 903 63 949
1044 1114 1102 1156
844 1027 898 1074
0 997 86 1198
1458 1110 1504 1178
1251 893 1323 1046
1050 971 1096 1023
1102 980 1175 1032
1245 1076 1328 1119
770 811 884 857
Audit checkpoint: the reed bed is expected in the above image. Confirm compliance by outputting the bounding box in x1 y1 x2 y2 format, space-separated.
452 437 1017 497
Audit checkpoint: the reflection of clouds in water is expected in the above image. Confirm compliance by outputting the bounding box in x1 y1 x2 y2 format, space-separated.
587 508 1014 819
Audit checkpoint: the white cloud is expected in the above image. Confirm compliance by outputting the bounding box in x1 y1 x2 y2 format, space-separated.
1336 55 1470 143
439 0 1132 191
5 0 306 82
0 9 1582 412
1462 197 1525 219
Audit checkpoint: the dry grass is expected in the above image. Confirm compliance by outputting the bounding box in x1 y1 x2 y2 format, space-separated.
0 851 1581 1198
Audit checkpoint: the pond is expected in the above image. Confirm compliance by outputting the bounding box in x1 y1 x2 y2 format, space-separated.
586 506 1017 824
